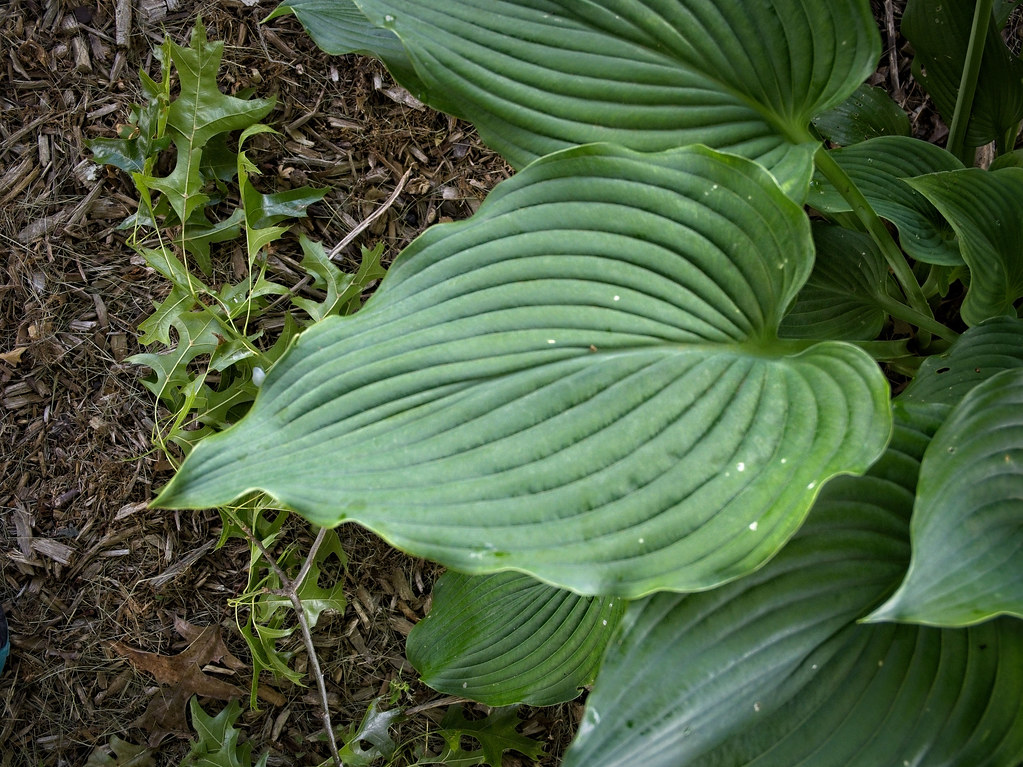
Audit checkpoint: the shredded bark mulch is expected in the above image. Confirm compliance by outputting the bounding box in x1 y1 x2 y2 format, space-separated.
0 1 583 765
0 0 986 764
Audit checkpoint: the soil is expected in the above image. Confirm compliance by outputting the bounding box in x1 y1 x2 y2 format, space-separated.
0 1 577 764
0 0 977 765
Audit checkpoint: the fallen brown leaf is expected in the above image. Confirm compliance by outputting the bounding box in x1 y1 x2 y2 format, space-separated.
110 622 245 745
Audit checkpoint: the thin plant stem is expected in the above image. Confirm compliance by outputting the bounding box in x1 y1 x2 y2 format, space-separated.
947 0 994 164
226 511 344 767
813 147 935 321
875 293 960 343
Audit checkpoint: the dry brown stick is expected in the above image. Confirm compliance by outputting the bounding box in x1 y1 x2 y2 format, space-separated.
885 0 903 103
328 167 413 262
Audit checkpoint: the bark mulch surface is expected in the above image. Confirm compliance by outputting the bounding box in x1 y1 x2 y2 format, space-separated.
0 1 578 764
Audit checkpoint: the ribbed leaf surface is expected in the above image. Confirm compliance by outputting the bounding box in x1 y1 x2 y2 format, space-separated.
909 167 1023 326
780 223 894 340
811 83 911 146
564 404 1023 767
809 136 965 266
350 0 880 194
869 369 1023 626
900 317 1023 406
407 571 624 706
154 144 890 597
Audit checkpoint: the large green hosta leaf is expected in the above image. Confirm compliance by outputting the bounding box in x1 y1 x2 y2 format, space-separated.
564 404 1023 767
407 571 624 706
909 167 1023 326
869 368 1023 626
348 0 880 195
809 136 965 266
154 144 891 597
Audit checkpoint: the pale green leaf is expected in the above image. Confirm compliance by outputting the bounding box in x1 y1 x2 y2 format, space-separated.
407 571 624 706
868 368 1023 626
154 144 891 597
908 167 1023 326
809 136 965 266
564 403 1023 767
352 0 881 195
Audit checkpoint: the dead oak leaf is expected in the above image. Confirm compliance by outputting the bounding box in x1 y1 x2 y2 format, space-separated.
110 624 245 745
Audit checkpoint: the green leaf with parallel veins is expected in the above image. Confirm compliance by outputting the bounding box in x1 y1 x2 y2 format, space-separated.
351 0 880 196
780 223 895 341
903 0 1023 149
899 317 1023 406
809 136 965 266
811 83 912 146
564 403 1023 767
154 144 891 598
868 368 1023 626
407 571 624 706
908 167 1023 326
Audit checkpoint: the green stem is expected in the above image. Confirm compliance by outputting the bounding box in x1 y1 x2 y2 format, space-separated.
875 294 959 343
813 147 935 320
947 0 993 164
850 339 914 361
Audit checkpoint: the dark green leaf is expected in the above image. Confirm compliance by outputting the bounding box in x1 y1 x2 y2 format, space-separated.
809 136 965 266
868 368 1023 626
903 0 1023 149
154 144 891 597
564 403 1023 767
408 571 624 705
899 317 1023 406
811 83 912 146
908 167 1023 325
780 223 895 341
436 706 545 767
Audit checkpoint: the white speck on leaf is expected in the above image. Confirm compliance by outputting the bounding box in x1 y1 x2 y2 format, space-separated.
749 521 758 531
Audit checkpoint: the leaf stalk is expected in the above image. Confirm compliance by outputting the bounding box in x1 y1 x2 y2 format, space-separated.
946 0 994 164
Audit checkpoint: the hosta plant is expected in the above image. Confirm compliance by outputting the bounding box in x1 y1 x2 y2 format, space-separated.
155 1 1023 765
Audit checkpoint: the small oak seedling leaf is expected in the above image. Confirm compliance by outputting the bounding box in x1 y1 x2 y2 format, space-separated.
292 237 386 321
435 706 545 767
179 697 269 767
165 21 274 150
331 698 404 767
